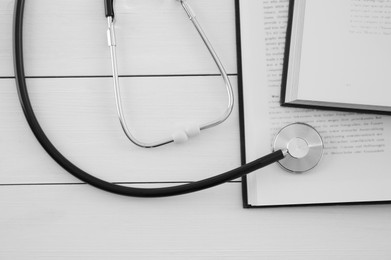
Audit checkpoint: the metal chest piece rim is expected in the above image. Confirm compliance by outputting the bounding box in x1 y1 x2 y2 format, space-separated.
273 123 324 173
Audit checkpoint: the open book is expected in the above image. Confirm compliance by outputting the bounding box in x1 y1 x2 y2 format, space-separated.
282 0 391 114
237 0 391 207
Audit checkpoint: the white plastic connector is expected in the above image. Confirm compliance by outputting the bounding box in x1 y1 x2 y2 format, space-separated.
185 123 201 138
107 24 116 46
172 130 188 144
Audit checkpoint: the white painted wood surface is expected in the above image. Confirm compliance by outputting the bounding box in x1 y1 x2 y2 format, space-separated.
1 0 391 258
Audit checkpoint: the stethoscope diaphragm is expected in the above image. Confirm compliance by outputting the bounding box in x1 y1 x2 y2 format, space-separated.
273 123 323 173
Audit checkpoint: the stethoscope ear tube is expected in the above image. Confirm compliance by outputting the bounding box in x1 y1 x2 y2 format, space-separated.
105 0 115 18
12 0 286 197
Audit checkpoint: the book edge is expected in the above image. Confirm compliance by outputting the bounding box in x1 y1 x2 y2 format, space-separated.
234 0 251 208
280 0 296 106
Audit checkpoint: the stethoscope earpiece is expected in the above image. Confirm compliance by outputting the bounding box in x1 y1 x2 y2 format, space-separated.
106 0 234 148
273 123 324 173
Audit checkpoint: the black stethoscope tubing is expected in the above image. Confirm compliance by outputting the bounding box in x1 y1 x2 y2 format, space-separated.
12 0 285 197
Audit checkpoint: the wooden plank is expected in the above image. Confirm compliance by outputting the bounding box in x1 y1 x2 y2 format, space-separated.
0 76 241 184
0 0 237 77
1 183 391 259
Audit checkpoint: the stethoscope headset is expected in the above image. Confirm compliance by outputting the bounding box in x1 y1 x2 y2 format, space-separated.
13 0 323 198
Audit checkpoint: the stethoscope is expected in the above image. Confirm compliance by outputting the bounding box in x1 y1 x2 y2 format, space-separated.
13 0 324 197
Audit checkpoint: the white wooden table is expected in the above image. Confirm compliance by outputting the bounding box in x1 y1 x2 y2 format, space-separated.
1 0 391 258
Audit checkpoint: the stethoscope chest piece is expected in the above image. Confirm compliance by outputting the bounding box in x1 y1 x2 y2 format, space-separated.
273 123 323 173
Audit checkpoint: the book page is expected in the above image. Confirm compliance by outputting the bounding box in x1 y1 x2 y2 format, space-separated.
240 0 391 206
298 0 391 107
